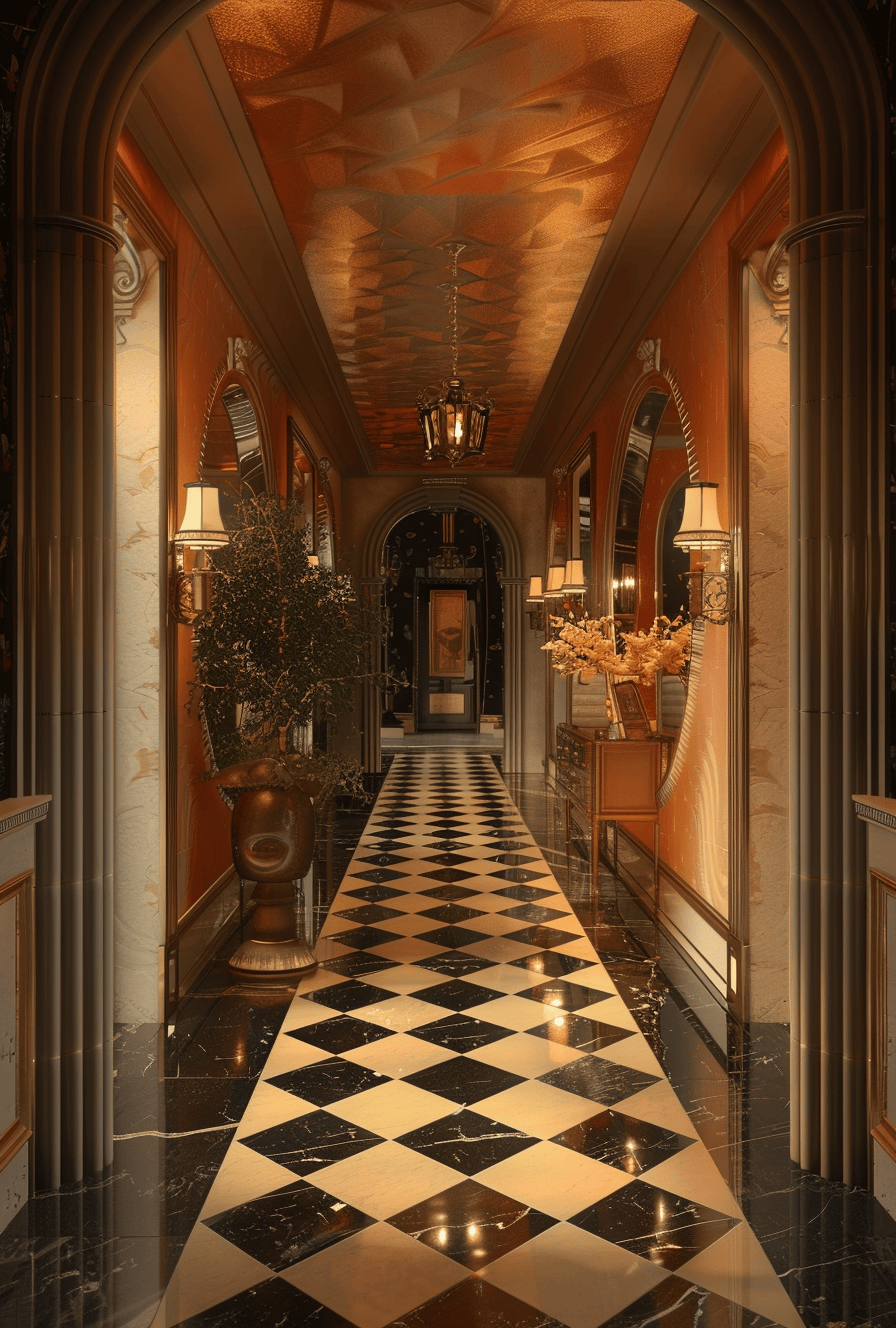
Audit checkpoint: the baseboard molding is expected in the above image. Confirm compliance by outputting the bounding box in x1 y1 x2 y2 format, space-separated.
612 827 744 1023
165 867 243 1011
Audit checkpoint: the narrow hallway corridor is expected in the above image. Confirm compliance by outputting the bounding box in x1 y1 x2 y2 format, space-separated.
149 753 804 1328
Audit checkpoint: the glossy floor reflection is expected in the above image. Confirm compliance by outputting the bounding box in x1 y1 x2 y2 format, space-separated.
147 753 804 1328
1 758 894 1326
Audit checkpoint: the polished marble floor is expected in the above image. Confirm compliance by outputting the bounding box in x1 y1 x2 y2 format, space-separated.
150 752 802 1328
2 754 895 1327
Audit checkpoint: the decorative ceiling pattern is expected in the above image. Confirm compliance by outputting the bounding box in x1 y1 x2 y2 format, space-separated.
208 0 696 471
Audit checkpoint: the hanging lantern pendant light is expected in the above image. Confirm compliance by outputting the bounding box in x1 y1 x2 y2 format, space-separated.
417 242 493 467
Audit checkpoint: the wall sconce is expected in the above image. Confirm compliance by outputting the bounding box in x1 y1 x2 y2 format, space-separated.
526 576 545 634
171 481 229 623
560 559 588 618
673 482 733 625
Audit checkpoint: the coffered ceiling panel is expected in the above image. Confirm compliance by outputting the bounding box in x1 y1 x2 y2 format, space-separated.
208 0 696 470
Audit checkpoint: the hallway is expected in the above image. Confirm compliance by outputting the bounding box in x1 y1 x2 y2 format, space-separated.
147 752 803 1328
3 756 896 1324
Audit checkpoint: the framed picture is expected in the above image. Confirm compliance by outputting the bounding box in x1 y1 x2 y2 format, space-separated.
613 680 651 739
429 590 468 678
287 417 317 546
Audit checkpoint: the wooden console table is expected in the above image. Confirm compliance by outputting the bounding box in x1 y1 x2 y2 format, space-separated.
556 724 668 890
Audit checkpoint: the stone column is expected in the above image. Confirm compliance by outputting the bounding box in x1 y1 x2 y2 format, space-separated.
789 215 873 1184
21 214 118 1187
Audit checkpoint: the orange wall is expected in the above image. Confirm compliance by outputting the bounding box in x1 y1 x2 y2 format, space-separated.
570 128 788 917
117 129 330 916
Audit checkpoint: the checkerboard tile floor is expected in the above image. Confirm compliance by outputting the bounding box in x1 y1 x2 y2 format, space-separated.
150 753 805 1328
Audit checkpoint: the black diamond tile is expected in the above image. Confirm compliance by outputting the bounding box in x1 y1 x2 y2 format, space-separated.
490 868 550 884
538 1057 661 1105
357 853 410 867
287 1014 396 1054
334 903 404 925
424 830 467 842
419 883 480 901
409 1011 514 1054
168 1276 357 1326
552 1108 696 1174
417 978 506 1012
319 953 401 979
418 903 486 924
485 837 531 850
301 979 397 1013
346 868 409 883
267 1057 388 1106
242 1108 384 1175
422 868 478 883
498 903 569 924
342 883 407 902
395 1107 536 1175
504 925 581 949
509 950 593 976
488 853 540 867
569 1177 739 1271
426 839 473 852
415 950 498 978
325 926 404 950
494 884 556 902
203 1177 374 1272
365 839 409 852
403 1055 524 1104
417 925 490 950
481 817 523 828
364 830 412 841
597 1274 782 1328
423 853 475 868
526 1013 635 1052
518 978 613 1012
387 1176 555 1269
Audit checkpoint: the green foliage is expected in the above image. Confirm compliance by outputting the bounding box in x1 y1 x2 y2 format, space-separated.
189 491 384 777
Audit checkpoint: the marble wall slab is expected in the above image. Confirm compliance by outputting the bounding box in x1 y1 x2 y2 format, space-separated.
114 261 163 1024
746 270 790 1020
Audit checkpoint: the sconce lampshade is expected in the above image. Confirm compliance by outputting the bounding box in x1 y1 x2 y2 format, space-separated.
173 482 229 548
307 554 320 568
673 483 730 550
527 576 543 602
545 565 566 594
561 559 587 593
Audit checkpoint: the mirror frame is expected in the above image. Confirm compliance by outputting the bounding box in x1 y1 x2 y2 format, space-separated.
604 366 705 803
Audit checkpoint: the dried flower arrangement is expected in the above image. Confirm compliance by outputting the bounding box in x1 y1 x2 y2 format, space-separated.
542 614 691 687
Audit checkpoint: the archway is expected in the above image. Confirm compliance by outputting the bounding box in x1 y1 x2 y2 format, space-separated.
381 507 506 746
361 486 525 779
14 0 885 1188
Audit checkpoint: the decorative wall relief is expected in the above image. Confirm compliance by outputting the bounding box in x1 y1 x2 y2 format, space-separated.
747 244 790 344
112 204 157 345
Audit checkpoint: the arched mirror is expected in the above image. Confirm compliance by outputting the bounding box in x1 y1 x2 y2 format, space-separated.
602 371 704 795
200 375 270 524
315 458 337 570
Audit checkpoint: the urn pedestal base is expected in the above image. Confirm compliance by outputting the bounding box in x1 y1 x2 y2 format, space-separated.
227 879 318 978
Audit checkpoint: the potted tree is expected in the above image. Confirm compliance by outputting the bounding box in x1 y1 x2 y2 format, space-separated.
188 490 386 976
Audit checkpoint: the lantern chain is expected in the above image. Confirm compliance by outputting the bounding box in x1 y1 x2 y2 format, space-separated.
438 241 465 379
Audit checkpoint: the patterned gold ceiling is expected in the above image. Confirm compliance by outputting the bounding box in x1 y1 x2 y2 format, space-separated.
208 0 696 470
